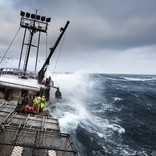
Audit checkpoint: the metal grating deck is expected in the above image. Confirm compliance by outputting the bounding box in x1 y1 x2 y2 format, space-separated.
0 126 77 156
0 101 59 131
0 100 78 156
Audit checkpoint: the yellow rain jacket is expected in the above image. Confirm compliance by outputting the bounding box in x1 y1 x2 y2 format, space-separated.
40 96 46 109
33 97 38 106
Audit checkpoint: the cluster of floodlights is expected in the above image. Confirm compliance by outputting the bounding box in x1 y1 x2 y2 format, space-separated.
20 11 51 23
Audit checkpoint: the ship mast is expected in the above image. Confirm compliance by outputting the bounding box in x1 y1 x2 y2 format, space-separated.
19 10 51 78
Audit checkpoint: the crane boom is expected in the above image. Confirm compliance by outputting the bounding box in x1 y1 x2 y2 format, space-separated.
37 21 70 84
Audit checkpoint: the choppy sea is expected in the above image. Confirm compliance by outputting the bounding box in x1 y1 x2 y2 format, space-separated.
49 73 156 156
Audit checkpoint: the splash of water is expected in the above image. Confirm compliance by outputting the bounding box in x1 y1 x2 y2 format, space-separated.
50 72 94 132
49 72 125 135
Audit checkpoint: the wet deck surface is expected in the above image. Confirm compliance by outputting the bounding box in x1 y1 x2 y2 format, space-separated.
0 99 60 131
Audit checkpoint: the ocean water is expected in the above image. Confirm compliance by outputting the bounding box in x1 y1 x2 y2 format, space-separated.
49 73 156 156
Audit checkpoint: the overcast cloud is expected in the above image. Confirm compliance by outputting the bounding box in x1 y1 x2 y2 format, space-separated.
0 0 156 74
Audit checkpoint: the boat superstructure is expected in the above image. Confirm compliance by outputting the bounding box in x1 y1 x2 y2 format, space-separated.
0 10 78 156
0 10 69 102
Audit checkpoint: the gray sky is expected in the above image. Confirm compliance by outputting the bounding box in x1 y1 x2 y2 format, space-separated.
0 0 156 74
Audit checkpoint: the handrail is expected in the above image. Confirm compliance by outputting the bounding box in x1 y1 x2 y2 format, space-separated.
0 68 37 79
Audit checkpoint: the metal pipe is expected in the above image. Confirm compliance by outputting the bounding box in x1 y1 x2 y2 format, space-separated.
18 28 27 69
35 31 41 73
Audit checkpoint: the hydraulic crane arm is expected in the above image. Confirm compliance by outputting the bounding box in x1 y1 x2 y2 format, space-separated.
37 21 70 84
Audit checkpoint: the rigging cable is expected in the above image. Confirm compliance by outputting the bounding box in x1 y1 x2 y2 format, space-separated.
51 31 67 78
0 27 21 65
45 32 48 78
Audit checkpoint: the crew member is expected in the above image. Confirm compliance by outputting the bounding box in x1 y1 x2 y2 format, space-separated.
33 97 39 113
40 96 46 112
28 96 33 106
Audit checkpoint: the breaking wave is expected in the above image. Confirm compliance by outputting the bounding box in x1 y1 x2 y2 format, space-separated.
48 72 156 156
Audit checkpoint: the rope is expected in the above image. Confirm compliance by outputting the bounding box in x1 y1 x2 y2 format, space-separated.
0 27 21 65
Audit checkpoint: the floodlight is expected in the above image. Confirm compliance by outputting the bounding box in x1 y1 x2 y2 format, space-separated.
41 16 46 21
36 15 40 20
46 17 51 22
31 14 35 19
26 12 30 18
20 11 25 17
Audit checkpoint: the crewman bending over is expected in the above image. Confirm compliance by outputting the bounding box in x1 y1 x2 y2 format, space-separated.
40 96 46 112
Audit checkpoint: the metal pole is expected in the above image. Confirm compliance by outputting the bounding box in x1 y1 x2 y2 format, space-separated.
37 21 70 84
23 31 34 73
35 31 41 73
18 28 27 69
23 11 38 73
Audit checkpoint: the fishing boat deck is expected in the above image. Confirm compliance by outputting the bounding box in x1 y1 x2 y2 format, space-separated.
0 99 77 156
0 70 43 91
